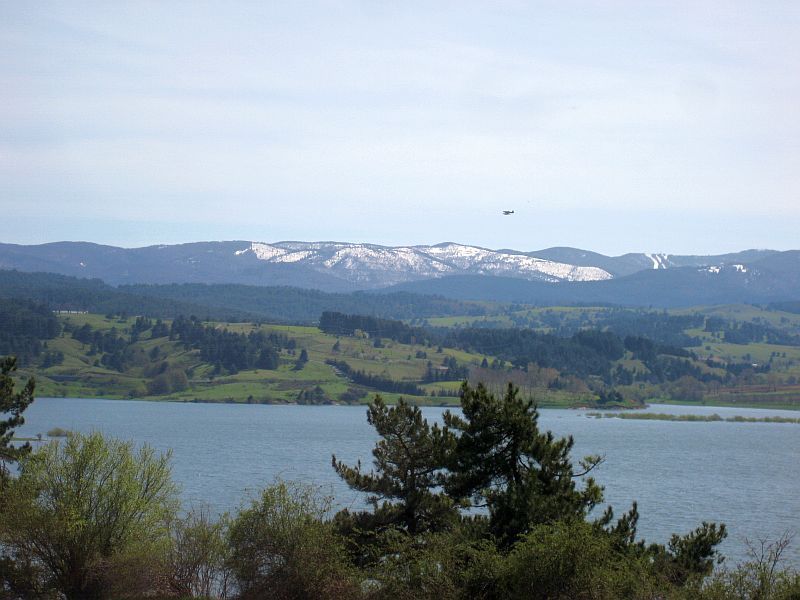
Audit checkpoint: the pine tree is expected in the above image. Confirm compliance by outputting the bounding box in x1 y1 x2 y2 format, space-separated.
293 348 309 371
444 381 604 546
332 396 457 536
0 356 35 480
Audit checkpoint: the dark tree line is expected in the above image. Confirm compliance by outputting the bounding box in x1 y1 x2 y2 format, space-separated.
487 308 704 348
326 359 425 395
0 299 61 366
441 327 620 379
704 315 800 346
169 316 285 374
422 356 469 382
722 321 799 346
0 269 247 321
64 315 293 376
68 323 131 372
319 311 429 344
124 284 487 323
129 316 169 341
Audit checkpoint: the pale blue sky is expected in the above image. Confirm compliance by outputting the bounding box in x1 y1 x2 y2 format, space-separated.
1 1 798 255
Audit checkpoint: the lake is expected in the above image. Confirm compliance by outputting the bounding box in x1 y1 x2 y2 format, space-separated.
16 398 800 567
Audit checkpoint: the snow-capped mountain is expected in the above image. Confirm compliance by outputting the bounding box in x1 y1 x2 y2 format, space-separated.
233 241 612 286
0 240 788 298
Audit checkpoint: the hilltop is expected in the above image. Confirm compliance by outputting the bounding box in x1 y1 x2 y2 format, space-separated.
1 241 797 307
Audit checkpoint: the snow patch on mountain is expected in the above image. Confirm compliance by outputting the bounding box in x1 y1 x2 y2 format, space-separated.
273 250 315 263
234 241 612 287
248 243 288 261
646 253 670 269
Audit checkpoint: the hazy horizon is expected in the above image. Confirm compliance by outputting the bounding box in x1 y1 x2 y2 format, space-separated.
0 236 792 259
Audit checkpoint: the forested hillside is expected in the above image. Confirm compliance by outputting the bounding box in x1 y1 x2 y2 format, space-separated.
0 270 488 323
0 298 61 366
3 297 795 408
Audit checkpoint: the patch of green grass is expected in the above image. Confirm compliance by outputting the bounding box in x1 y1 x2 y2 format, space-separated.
586 411 800 423
47 427 71 437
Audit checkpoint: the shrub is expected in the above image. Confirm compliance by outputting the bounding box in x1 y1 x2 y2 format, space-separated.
0 432 179 600
147 368 189 396
45 426 69 437
502 520 657 600
227 481 360 600
166 508 231 599
365 530 504 600
679 532 800 600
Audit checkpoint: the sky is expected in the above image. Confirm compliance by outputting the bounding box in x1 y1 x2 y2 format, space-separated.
1 1 798 255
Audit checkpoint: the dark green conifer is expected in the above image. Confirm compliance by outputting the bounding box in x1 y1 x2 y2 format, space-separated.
332 396 457 536
0 357 35 481
445 382 604 546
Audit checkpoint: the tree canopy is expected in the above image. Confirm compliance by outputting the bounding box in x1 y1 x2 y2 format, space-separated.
332 397 457 537
444 382 604 546
0 432 178 600
0 356 35 480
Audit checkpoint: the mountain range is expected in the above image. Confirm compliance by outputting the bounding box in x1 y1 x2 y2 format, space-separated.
0 240 798 307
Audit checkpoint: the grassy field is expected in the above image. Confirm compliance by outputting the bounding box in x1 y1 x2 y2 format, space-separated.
16 304 800 409
20 313 595 407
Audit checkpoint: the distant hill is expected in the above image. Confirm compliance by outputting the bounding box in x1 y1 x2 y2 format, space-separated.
0 241 354 291
384 251 800 308
0 270 489 323
0 241 795 307
2 240 782 291
525 247 778 278
0 270 255 320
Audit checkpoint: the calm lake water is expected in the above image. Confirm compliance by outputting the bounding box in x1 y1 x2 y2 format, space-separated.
17 398 800 566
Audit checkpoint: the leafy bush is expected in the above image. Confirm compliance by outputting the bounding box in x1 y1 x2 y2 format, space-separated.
45 426 69 437
678 532 800 600
226 481 360 600
0 432 179 600
166 509 231 599
502 520 657 600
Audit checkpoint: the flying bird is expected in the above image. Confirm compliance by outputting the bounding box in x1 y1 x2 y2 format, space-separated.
502 210 515 215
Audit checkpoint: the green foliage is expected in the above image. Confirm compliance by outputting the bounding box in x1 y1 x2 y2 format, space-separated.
170 316 285 374
363 530 503 600
652 521 728 586
326 360 425 395
226 481 358 600
0 299 61 366
332 383 730 598
333 397 458 539
501 519 658 600
45 427 70 437
166 509 231 599
293 348 309 370
0 432 179 600
296 385 331 405
319 311 429 344
0 356 35 480
673 532 799 600
146 367 189 396
444 382 604 546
